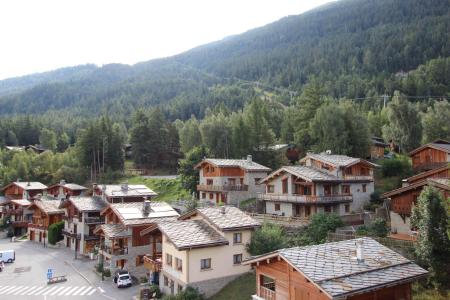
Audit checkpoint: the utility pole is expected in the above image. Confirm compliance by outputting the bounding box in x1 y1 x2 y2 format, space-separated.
382 94 389 108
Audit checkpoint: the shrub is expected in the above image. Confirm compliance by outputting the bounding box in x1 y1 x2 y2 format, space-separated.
247 222 287 256
162 286 204 300
96 263 103 273
148 284 162 298
140 276 148 284
369 218 389 237
102 269 111 277
47 220 64 245
299 213 344 245
381 156 412 177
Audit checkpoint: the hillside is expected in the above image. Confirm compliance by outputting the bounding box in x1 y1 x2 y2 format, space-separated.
0 0 449 121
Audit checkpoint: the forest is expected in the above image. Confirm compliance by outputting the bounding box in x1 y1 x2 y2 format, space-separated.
0 0 449 185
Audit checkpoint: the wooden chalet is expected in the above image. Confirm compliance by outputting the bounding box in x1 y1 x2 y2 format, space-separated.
409 139 450 173
46 180 87 199
1 181 48 200
28 198 64 244
3 199 33 235
369 137 388 160
244 238 427 300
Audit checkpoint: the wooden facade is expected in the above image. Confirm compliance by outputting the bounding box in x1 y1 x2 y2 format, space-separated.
407 166 450 185
410 145 449 173
2 184 44 200
46 186 84 198
201 163 245 177
251 257 413 300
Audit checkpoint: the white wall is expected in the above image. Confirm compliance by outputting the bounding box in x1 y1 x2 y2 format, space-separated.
349 182 373 212
265 201 293 217
390 211 412 235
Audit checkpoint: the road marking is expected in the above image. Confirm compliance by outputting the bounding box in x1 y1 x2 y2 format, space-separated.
79 286 93 295
0 286 12 293
64 286 80 295
13 286 35 295
87 288 96 295
57 286 73 296
5 286 24 294
34 286 50 295
42 286 59 295
98 287 105 293
26 286 45 295
48 286 66 296
72 286 89 296
1 286 18 294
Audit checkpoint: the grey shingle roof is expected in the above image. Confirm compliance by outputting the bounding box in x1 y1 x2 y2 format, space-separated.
305 153 360 167
282 166 339 182
101 184 157 198
428 178 450 187
158 220 228 250
33 199 65 215
96 224 131 238
10 199 32 206
279 238 427 298
69 196 108 212
199 158 271 172
195 206 260 231
109 201 179 226
13 181 48 190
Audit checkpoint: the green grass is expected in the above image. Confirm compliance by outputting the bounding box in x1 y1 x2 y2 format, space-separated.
209 272 255 300
127 176 190 202
413 284 450 300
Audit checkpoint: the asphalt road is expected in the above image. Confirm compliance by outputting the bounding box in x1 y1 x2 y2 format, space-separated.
0 239 139 300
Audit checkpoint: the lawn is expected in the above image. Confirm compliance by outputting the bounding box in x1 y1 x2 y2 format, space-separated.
127 176 191 202
209 272 255 300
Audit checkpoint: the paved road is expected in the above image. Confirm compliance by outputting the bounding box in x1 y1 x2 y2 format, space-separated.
141 175 178 180
0 239 138 300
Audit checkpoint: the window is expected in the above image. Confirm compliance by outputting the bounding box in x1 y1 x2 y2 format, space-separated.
202 193 206 199
209 193 214 200
342 185 350 194
177 284 183 293
233 254 243 265
274 203 281 211
362 184 367 193
200 258 211 270
163 276 169 286
175 257 183 272
282 178 288 194
233 232 242 244
345 204 350 213
254 178 261 185
267 185 274 193
206 179 213 185
166 254 172 267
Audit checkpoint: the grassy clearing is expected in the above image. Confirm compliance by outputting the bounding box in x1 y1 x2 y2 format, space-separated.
127 176 190 202
412 284 450 300
209 272 255 300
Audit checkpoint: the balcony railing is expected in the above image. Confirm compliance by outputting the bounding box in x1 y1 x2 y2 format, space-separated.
84 235 100 241
28 223 46 230
143 255 162 272
343 175 373 181
103 245 128 256
257 193 353 203
62 229 81 239
259 283 276 300
11 221 29 228
197 184 249 192
2 209 23 216
84 217 105 225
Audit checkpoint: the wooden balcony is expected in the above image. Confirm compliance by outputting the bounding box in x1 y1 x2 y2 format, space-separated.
28 223 46 230
257 193 352 204
84 235 100 241
259 282 276 300
3 209 23 216
103 245 128 256
343 175 373 181
143 255 162 272
11 221 29 228
197 184 249 192
84 217 104 225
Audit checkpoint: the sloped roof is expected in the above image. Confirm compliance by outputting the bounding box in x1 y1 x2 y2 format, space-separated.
2 181 48 191
260 165 339 183
153 220 228 250
106 201 179 226
31 199 64 215
195 158 271 172
95 224 131 239
406 165 449 183
245 238 427 299
100 184 157 198
69 196 108 212
10 199 32 206
180 206 260 231
409 140 450 155
382 177 450 199
303 153 378 168
48 182 87 191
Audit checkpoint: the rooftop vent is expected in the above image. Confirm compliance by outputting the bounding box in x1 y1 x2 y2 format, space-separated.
60 179 66 185
401 179 409 188
247 155 252 163
355 239 364 263
27 181 31 186
220 206 226 214
142 200 151 216
325 150 332 155
121 182 128 191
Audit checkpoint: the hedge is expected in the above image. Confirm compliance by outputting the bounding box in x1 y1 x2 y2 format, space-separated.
48 220 65 245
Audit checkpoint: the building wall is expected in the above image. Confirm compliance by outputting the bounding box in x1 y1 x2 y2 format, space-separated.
390 211 412 235
411 147 449 170
349 182 373 212
265 201 293 216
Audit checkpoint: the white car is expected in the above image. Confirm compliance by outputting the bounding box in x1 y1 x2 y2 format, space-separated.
114 270 132 288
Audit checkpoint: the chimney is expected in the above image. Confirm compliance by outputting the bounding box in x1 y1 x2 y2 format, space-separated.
142 200 151 216
356 239 364 263
247 155 252 163
326 150 332 155
27 181 31 186
220 206 226 214
121 182 128 191
60 179 66 185
401 179 409 187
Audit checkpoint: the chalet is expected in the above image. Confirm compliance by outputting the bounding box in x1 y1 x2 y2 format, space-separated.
2 199 33 236
0 196 8 219
409 139 450 173
93 183 157 203
47 180 87 199
140 206 260 298
94 201 178 275
369 137 388 160
382 178 450 235
59 196 108 256
27 197 65 244
25 144 48 154
259 153 377 219
244 238 428 300
1 181 47 200
195 155 271 205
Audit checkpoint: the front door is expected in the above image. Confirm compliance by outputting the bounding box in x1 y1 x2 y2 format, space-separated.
30 230 35 241
39 232 42 242
66 237 71 248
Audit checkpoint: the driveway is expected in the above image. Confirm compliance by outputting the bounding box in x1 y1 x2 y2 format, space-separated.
0 239 139 300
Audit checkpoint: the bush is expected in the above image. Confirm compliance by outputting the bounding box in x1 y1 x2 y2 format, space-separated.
140 276 148 284
162 286 204 300
148 284 162 299
356 218 389 238
381 156 412 177
96 263 103 273
102 269 111 277
247 222 287 256
298 213 344 245
47 220 64 245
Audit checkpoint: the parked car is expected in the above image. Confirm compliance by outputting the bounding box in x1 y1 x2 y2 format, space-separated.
0 250 15 263
113 270 132 288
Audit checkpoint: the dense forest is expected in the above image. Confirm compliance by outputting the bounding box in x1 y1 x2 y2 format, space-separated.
0 0 449 185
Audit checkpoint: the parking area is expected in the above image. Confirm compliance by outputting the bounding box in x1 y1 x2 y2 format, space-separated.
0 238 139 300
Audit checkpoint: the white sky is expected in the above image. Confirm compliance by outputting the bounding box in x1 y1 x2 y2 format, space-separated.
0 0 334 80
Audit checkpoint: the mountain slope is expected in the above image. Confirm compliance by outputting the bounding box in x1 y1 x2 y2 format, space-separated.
0 0 449 119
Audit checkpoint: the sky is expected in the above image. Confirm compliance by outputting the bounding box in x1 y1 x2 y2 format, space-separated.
0 0 334 80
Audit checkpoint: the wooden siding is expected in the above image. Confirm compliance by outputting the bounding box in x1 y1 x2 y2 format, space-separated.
391 185 450 216
132 225 151 247
408 167 450 184
344 163 372 177
411 147 448 171
3 185 24 199
370 145 385 159
47 186 83 198
202 162 244 177
310 159 335 173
